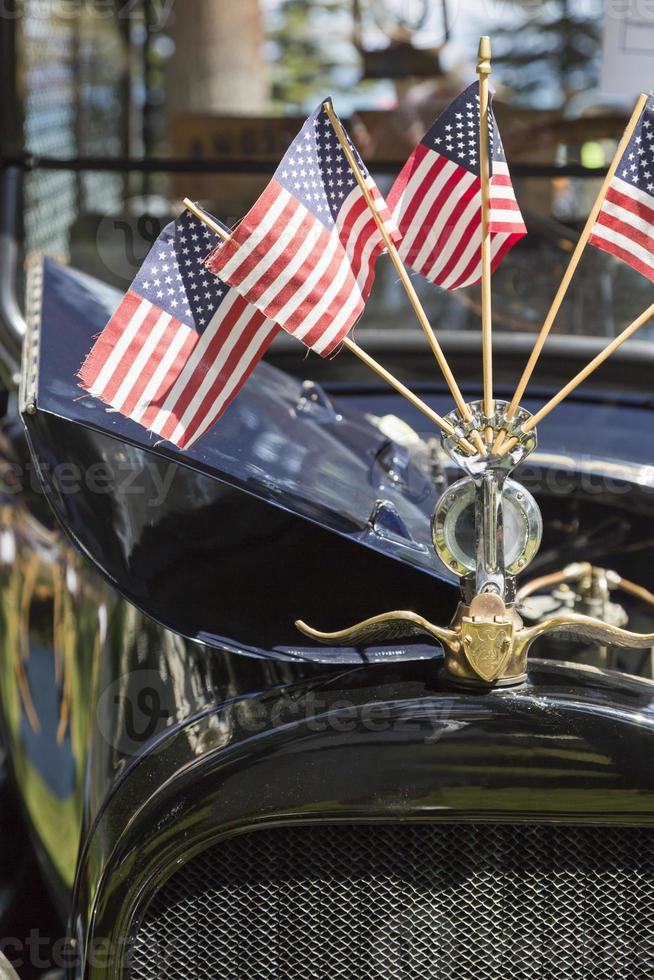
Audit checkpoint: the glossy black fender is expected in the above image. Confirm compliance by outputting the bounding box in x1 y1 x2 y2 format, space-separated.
68 657 654 977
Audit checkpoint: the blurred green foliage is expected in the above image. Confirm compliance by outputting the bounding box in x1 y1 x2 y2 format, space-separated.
267 0 364 110
491 0 601 107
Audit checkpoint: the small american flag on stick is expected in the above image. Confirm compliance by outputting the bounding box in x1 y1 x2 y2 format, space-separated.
387 82 526 290
79 208 279 449
205 99 400 356
589 95 654 282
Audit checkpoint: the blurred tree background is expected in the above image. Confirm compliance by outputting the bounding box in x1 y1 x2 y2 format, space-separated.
491 0 601 108
13 0 643 339
257 0 602 114
266 0 354 110
162 0 604 126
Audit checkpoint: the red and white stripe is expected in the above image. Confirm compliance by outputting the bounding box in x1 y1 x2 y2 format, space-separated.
79 290 279 450
589 177 654 282
388 144 526 290
206 178 399 356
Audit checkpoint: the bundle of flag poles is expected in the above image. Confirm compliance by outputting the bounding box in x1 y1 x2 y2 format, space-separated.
79 36 654 462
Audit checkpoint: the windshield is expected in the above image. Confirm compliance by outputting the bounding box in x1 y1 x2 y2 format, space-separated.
9 0 654 343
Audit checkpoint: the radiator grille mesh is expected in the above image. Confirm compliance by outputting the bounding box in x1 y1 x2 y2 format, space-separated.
128 823 654 979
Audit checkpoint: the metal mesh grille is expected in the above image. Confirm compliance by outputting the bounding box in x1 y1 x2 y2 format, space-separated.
128 823 654 979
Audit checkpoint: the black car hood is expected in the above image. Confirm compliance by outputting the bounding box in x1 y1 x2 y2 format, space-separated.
21 259 654 664
20 259 459 662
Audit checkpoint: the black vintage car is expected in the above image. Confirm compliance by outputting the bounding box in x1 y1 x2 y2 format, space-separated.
0 141 653 978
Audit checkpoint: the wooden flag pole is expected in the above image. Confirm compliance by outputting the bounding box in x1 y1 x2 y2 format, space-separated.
322 101 486 456
182 199 234 240
477 36 494 444
493 92 649 453
183 198 476 454
498 300 654 455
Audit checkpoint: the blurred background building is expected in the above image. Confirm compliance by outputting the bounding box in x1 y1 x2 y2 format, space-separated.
1 0 652 342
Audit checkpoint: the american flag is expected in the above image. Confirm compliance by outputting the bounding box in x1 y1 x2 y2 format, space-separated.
205 99 400 356
387 82 527 290
589 96 654 282
79 208 279 450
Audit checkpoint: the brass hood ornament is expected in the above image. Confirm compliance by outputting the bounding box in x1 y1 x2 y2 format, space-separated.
296 402 654 687
296 593 654 686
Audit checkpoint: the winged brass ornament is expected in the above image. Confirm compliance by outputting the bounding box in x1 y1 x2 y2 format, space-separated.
296 599 654 685
295 610 459 650
296 405 654 686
